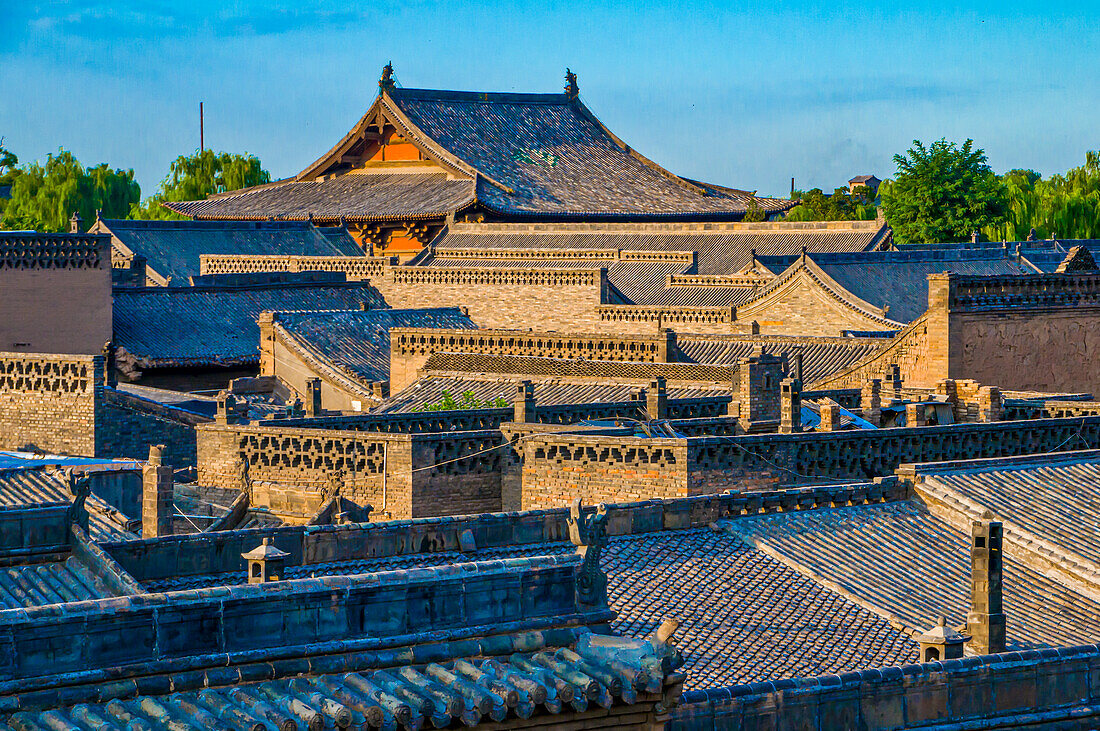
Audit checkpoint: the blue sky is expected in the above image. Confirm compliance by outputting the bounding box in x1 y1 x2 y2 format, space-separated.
1 0 1095 199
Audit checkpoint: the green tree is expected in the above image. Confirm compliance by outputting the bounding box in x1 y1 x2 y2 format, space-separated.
0 139 20 219
132 149 270 219
881 138 1007 244
742 195 766 223
982 155 1100 241
1 149 139 232
784 186 877 222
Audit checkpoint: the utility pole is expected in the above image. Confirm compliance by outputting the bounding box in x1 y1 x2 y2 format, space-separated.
200 102 204 152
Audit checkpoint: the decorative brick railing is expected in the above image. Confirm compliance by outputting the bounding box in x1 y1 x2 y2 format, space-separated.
429 247 696 264
390 327 674 363
948 272 1100 310
688 416 1100 478
666 273 772 288
522 415 1100 491
0 353 99 395
431 246 618 261
422 352 738 384
0 233 109 270
1003 399 1100 420
199 254 393 281
598 305 737 326
391 266 605 287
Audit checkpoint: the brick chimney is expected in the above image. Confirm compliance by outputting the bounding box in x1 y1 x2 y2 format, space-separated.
861 378 882 427
780 377 802 434
739 346 783 425
817 399 842 431
790 349 803 384
142 445 173 538
646 377 668 421
657 328 677 363
514 380 537 423
906 401 928 427
306 377 323 417
967 516 1006 654
976 386 1003 423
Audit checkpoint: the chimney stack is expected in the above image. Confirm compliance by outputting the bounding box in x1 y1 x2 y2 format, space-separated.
967 516 1006 654
861 378 882 427
817 399 842 431
142 445 173 538
646 377 668 421
780 377 802 434
514 380 537 423
306 378 323 417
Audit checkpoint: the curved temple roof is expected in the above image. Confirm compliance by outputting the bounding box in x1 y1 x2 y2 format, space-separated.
167 81 792 223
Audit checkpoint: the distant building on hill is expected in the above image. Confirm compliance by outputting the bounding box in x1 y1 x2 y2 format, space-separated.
848 174 881 195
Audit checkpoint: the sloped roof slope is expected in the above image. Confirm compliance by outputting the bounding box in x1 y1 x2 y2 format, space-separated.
113 281 386 368
100 219 363 283
726 501 1100 648
142 528 916 688
165 173 476 223
806 247 1038 323
678 335 886 383
0 468 137 542
273 308 477 384
385 88 790 218
434 221 889 275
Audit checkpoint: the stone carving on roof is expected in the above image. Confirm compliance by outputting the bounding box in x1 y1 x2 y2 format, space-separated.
568 498 610 608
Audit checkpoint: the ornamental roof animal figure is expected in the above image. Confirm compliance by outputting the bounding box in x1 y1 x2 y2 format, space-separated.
567 497 610 608
68 472 92 533
564 68 579 100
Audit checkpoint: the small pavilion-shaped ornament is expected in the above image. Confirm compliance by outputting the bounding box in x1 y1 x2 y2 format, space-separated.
242 537 289 584
916 616 969 662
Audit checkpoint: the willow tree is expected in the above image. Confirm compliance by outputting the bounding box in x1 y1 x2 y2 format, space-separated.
132 149 270 219
1 149 139 232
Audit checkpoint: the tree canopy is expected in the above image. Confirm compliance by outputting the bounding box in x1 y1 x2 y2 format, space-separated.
131 150 270 219
981 152 1100 241
784 186 877 222
881 138 1007 245
0 148 139 232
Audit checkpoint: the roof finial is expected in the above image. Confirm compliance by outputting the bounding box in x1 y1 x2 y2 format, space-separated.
380 62 395 91
564 68 579 100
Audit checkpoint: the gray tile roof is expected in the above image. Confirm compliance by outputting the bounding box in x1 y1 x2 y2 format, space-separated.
0 468 136 542
142 528 916 689
0 556 122 609
1018 240 1100 272
808 247 1039 323
99 219 363 283
725 501 1100 649
113 281 386 368
3 626 669 730
909 452 1100 571
677 336 886 383
420 352 738 382
164 172 476 223
374 375 723 414
435 222 888 275
273 307 477 384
